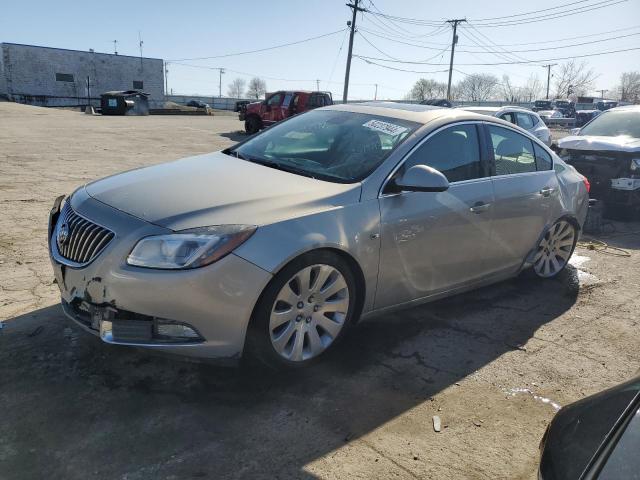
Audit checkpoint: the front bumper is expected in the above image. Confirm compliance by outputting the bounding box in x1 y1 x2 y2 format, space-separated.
49 189 273 359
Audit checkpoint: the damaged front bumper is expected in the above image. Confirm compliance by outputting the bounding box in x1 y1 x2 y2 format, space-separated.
48 188 273 360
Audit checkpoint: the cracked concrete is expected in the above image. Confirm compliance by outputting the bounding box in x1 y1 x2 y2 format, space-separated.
1 103 639 480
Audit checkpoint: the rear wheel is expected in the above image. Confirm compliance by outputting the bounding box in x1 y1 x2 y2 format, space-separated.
245 116 261 135
532 220 577 278
246 251 357 368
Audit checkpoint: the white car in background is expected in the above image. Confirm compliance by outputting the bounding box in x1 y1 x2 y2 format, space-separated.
459 106 552 146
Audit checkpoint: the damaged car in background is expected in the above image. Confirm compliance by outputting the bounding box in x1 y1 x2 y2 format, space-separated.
49 103 588 368
557 105 640 215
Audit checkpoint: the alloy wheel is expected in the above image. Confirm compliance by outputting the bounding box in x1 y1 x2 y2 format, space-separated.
532 220 576 278
269 264 350 362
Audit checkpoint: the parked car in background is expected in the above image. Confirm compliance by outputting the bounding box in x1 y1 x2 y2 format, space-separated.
557 105 640 214
597 100 619 111
538 373 640 480
48 103 588 368
538 109 565 122
575 109 601 127
459 106 552 146
186 100 209 109
533 99 554 112
420 98 452 108
241 90 333 134
554 99 576 118
234 100 250 112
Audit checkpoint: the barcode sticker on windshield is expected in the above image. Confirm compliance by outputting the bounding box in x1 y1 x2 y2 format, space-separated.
363 119 408 136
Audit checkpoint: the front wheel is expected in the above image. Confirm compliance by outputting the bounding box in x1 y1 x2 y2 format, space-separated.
532 220 577 278
244 116 261 135
246 251 357 368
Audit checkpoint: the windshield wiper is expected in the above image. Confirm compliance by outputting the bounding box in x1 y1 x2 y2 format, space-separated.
249 158 317 178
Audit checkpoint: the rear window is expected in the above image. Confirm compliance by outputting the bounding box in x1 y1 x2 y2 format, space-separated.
580 110 640 138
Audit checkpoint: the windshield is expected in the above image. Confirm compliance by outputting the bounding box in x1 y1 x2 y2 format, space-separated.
229 110 420 183
579 110 640 138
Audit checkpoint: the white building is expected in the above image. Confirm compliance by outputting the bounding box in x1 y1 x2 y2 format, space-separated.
0 43 165 107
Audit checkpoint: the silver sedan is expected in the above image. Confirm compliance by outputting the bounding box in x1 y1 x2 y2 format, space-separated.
459 106 552 146
49 103 589 368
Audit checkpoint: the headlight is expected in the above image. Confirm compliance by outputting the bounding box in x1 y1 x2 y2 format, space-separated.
630 158 640 171
127 225 256 269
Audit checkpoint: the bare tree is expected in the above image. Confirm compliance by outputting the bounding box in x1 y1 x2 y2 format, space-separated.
456 73 499 101
227 78 246 98
617 71 640 102
523 73 543 102
408 78 448 101
500 75 523 103
246 77 267 100
553 60 597 99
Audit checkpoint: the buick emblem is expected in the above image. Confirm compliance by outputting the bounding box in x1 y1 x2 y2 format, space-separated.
57 222 70 246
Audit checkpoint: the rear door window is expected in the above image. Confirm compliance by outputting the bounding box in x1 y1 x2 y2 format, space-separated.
488 125 537 175
533 143 553 170
499 112 516 125
403 124 484 183
516 112 534 129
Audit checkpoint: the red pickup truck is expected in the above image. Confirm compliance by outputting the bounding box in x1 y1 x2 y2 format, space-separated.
240 90 333 134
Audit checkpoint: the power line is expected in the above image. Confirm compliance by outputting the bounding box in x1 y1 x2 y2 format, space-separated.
355 46 640 65
471 0 628 27
355 55 450 74
469 0 593 21
358 31 449 63
359 23 640 48
167 29 346 61
362 0 626 28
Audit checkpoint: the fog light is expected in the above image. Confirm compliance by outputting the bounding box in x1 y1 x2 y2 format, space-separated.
155 321 201 340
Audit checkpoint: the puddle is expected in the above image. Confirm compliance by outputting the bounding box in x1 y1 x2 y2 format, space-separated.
506 388 562 411
569 255 600 287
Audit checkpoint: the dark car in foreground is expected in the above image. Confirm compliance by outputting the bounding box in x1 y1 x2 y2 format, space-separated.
539 374 640 480
48 103 588 368
557 105 640 214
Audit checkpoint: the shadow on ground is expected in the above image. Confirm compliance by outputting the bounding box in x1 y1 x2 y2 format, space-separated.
0 268 581 479
219 130 250 142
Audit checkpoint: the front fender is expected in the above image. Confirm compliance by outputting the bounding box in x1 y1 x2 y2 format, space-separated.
233 200 381 314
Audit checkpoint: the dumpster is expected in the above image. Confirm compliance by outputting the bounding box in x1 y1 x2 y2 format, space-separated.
100 90 150 116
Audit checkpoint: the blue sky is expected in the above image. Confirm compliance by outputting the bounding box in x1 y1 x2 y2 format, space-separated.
1 0 639 99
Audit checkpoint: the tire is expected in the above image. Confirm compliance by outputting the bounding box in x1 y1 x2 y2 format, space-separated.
245 250 358 369
531 219 578 278
245 116 261 135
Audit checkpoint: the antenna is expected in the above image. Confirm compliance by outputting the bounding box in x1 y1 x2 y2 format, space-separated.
138 31 144 67
113 39 118 55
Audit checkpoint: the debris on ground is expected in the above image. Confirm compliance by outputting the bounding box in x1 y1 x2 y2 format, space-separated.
433 415 441 432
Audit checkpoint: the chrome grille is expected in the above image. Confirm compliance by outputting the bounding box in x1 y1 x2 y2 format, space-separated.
54 201 114 266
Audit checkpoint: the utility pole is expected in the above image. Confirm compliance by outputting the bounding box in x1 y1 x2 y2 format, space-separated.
598 89 608 99
164 61 169 96
374 83 378 100
343 0 366 103
113 40 118 55
218 68 225 98
86 76 90 107
446 19 466 101
316 79 320 91
542 64 557 100
138 31 144 68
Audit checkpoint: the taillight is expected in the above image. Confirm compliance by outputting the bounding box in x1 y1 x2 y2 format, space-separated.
582 175 591 193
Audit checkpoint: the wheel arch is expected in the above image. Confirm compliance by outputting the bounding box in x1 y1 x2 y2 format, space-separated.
523 214 580 267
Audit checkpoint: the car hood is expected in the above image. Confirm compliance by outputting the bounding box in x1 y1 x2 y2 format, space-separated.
558 135 640 153
85 152 361 230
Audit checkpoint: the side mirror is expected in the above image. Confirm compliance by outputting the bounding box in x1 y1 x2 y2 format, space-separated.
570 128 580 135
393 165 449 193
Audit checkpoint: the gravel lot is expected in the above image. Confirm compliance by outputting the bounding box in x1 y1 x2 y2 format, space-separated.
1 102 639 480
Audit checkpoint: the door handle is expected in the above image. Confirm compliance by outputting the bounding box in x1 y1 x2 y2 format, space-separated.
469 202 491 214
540 187 555 197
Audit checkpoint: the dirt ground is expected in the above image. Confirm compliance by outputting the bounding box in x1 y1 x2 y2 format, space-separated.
1 103 639 480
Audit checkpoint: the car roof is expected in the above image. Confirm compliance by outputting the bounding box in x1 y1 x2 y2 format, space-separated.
609 105 640 112
459 105 537 115
323 101 525 127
